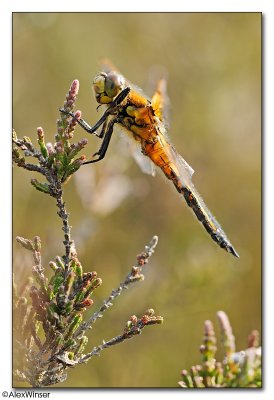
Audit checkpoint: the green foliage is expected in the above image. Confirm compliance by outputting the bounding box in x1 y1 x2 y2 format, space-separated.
13 238 102 386
179 311 261 388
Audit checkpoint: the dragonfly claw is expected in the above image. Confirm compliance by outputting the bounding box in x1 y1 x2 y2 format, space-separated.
59 108 75 119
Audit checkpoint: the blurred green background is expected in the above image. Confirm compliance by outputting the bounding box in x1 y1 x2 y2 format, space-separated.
13 13 261 388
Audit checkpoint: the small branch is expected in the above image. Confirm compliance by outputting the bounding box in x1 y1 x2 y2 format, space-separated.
12 157 45 175
79 309 163 363
12 82 84 270
80 332 138 363
74 235 158 338
54 180 73 269
12 137 46 164
16 236 47 290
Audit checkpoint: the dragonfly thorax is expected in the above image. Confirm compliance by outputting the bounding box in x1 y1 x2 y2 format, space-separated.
93 71 125 104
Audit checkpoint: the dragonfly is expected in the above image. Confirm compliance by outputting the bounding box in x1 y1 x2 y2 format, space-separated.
61 62 239 258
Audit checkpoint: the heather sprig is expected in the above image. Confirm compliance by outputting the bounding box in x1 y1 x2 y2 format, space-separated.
13 79 86 188
13 81 163 387
13 80 87 269
75 235 159 337
13 235 161 387
178 311 261 388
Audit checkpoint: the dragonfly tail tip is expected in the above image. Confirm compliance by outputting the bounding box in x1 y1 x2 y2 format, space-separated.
229 246 240 258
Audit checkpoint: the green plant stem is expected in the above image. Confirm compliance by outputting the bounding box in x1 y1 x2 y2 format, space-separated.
54 179 72 269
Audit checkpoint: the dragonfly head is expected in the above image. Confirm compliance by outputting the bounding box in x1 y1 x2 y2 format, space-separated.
93 71 125 104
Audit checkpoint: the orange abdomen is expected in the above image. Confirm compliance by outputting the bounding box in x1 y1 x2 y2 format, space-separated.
144 137 180 187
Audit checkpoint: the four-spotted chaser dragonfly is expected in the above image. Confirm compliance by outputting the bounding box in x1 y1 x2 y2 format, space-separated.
61 62 239 257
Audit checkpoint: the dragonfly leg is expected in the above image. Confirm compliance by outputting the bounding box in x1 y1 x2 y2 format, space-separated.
98 119 108 138
59 108 112 137
110 87 131 107
83 117 118 165
59 87 130 137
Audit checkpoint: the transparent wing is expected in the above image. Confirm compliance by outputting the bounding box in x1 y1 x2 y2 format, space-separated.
156 121 195 187
132 149 156 176
151 77 170 127
115 124 156 177
99 58 119 74
170 146 195 181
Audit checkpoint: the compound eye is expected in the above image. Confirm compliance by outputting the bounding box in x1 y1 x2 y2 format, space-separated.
93 73 107 95
93 71 125 104
105 72 124 99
